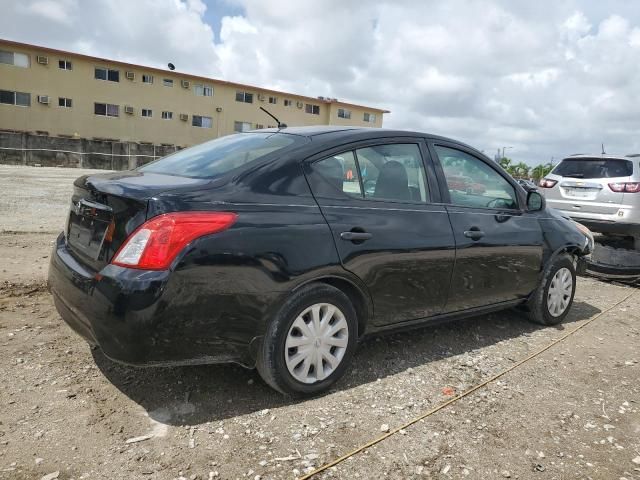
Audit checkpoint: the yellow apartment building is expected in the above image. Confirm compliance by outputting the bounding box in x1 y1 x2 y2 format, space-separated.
0 39 388 148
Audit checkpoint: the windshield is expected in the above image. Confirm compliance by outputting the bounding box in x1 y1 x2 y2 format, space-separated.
552 158 633 179
139 133 299 178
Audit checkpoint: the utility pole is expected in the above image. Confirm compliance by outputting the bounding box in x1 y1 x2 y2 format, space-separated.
502 146 513 158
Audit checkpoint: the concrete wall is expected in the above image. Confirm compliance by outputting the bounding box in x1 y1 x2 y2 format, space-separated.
0 130 177 170
0 39 387 149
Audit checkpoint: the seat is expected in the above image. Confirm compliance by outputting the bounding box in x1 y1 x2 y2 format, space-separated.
316 157 344 194
374 160 410 201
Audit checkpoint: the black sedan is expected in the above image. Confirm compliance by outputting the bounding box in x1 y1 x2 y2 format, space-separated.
48 127 592 396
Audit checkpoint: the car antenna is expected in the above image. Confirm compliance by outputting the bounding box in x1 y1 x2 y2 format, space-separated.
260 107 287 129
602 143 606 155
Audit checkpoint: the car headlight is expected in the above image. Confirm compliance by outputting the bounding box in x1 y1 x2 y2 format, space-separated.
572 221 594 252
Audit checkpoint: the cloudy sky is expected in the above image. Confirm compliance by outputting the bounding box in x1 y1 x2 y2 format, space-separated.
2 0 640 164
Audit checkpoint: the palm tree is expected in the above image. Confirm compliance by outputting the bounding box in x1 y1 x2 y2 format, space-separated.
531 162 554 181
498 157 512 170
513 162 530 179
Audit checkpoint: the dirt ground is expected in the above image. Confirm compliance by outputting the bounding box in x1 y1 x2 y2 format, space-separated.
1 165 639 480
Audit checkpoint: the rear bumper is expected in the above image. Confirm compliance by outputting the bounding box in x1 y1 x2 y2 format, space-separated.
48 233 262 368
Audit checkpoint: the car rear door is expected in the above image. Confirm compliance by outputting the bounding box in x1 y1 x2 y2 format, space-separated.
429 142 544 311
304 138 456 327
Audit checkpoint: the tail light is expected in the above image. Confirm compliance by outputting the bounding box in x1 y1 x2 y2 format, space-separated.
112 211 237 270
608 182 640 193
539 178 557 188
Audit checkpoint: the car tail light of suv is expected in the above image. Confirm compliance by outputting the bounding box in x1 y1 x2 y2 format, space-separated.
608 182 640 193
539 178 558 188
112 211 238 270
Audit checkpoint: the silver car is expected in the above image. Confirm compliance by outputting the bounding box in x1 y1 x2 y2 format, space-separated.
540 154 640 248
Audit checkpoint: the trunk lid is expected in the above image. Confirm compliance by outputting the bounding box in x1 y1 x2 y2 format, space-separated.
66 171 210 271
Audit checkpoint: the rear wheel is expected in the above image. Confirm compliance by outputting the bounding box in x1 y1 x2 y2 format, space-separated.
525 253 576 326
256 284 358 396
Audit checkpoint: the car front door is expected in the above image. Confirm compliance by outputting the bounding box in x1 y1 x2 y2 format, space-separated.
430 142 544 311
304 139 456 327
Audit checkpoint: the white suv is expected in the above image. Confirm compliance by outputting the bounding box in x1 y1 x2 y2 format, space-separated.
539 154 640 249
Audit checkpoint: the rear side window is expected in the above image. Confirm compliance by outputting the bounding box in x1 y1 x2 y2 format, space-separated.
435 146 518 210
552 158 633 179
140 133 298 178
312 143 429 203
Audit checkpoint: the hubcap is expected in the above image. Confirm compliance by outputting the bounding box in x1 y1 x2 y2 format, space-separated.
285 303 349 384
547 267 573 317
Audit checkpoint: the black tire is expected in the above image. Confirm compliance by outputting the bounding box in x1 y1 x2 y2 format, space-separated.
256 283 358 396
525 253 576 326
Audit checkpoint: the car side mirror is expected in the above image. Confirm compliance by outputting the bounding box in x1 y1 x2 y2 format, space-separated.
527 190 545 211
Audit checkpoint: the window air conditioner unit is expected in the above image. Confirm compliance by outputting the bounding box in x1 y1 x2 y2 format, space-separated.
181 80 190 88
125 71 135 80
296 101 303 108
179 113 188 121
215 107 223 112
257 94 265 101
36 55 48 65
37 95 50 104
124 105 134 115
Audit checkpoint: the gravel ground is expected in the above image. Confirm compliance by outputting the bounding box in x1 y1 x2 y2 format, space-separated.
1 165 639 480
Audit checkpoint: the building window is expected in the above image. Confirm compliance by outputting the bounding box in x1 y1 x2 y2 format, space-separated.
235 91 253 103
338 108 351 119
58 97 72 108
255 124 264 129
161 111 173 120
142 74 154 84
0 90 30 106
58 60 72 70
94 67 120 82
268 96 277 104
192 115 212 128
0 50 30 68
364 112 376 123
305 104 320 115
141 108 153 118
284 99 292 107
234 121 252 132
163 78 173 87
94 102 119 117
194 84 213 96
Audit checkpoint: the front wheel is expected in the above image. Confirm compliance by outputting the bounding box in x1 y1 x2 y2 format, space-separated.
525 253 576 326
256 284 358 396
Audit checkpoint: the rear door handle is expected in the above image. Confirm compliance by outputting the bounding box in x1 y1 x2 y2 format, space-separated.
463 229 485 240
340 231 373 242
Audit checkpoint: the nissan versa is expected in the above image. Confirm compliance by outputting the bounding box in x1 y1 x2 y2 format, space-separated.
48 127 593 396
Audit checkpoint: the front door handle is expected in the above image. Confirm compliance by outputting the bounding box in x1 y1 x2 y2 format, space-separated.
340 231 373 242
463 228 485 240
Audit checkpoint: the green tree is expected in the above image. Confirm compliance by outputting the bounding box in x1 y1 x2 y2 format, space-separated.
531 163 553 181
513 162 530 178
498 157 512 170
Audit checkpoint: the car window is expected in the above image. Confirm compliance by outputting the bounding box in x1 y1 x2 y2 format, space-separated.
552 158 633 179
435 145 518 210
139 133 298 179
356 144 428 202
313 151 362 197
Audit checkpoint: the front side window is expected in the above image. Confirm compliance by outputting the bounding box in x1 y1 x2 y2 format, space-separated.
192 115 212 128
435 145 517 209
139 133 299 179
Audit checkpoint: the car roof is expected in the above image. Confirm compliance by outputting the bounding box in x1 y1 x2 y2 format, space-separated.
563 153 637 161
249 125 477 150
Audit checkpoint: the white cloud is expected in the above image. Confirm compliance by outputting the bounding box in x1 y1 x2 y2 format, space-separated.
2 0 640 163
